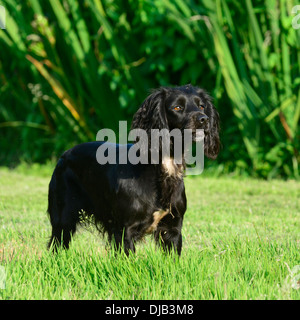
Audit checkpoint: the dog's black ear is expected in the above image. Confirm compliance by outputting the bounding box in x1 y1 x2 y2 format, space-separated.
197 89 220 159
205 102 220 159
131 88 168 132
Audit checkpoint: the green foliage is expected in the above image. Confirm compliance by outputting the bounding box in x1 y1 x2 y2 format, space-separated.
0 0 299 178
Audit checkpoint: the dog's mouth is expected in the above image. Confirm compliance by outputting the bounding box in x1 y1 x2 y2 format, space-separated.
182 119 208 142
190 120 209 133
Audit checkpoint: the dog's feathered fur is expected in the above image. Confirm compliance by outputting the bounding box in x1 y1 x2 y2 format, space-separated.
47 85 220 255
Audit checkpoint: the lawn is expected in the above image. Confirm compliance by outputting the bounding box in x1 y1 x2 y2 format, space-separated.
0 166 299 300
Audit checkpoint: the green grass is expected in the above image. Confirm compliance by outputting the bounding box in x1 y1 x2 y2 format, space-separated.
0 166 299 300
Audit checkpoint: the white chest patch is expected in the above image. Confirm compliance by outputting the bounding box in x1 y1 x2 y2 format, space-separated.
162 157 183 178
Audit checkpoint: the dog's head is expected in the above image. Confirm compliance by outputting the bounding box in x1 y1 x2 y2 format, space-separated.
131 84 220 159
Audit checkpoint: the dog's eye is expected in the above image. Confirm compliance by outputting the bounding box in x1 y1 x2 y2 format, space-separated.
199 105 205 111
173 106 183 111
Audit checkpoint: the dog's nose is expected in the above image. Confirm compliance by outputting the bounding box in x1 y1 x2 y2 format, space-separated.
197 114 209 124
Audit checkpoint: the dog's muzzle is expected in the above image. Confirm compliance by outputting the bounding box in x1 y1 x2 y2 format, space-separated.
196 114 209 126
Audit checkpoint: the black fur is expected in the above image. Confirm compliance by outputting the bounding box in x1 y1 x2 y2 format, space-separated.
47 84 220 255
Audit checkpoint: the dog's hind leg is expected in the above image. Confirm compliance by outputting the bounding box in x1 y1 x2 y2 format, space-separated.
47 163 84 251
48 207 78 250
48 224 74 251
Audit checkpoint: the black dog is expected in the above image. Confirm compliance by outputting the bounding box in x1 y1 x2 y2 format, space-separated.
47 85 220 255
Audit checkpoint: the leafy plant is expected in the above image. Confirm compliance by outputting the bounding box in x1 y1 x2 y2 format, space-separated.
0 0 299 178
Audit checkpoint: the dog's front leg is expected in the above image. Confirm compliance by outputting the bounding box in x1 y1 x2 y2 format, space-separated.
109 227 136 256
154 215 183 256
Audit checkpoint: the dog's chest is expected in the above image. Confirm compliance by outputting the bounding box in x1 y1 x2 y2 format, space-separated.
145 209 169 234
144 159 184 234
162 157 183 178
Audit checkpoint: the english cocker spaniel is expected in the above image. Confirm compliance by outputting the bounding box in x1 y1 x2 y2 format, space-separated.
47 84 220 255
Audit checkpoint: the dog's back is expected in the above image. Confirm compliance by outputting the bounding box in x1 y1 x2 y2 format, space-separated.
47 142 159 250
